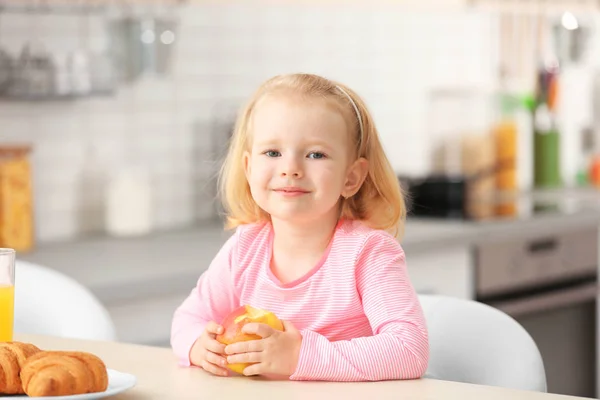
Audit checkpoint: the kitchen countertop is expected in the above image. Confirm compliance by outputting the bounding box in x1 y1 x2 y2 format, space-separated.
16 333 590 400
12 219 488 305
17 189 600 306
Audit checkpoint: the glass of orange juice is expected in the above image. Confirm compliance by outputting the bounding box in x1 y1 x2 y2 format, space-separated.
0 248 15 342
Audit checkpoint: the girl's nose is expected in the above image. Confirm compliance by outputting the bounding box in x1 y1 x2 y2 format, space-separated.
280 157 303 178
281 169 302 178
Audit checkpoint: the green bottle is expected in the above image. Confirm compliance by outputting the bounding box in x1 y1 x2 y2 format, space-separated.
533 104 561 188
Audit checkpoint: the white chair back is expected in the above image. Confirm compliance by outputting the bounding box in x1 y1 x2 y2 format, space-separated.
13 260 117 341
419 294 547 392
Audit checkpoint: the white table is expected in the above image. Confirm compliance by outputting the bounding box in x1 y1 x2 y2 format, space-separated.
14 333 590 400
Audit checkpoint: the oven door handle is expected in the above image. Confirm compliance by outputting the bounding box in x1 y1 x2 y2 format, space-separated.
487 281 599 317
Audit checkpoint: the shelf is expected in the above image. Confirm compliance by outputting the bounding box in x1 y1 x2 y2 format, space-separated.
0 90 117 102
0 0 185 15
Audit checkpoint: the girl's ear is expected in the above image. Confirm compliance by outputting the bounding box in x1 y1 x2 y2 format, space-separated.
243 151 251 179
342 157 369 198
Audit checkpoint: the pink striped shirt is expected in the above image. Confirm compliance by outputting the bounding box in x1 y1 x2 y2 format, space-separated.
170 219 429 381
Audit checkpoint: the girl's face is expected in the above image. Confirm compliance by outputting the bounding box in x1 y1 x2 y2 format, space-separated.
243 92 368 226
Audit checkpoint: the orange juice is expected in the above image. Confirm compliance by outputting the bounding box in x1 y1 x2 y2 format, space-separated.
0 284 14 342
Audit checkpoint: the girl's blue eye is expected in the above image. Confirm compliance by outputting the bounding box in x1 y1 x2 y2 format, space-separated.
308 152 326 159
265 150 281 157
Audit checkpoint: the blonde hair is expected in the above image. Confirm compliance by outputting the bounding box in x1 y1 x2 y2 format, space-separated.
218 73 406 238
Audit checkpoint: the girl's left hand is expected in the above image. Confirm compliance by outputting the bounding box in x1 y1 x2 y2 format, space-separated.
224 320 302 377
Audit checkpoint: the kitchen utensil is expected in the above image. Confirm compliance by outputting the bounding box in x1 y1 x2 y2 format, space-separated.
8 42 56 99
0 48 13 95
109 14 178 82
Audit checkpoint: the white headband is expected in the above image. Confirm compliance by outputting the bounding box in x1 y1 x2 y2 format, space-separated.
336 85 364 143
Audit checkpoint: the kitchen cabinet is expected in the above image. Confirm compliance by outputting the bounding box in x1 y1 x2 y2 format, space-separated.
407 245 474 300
473 226 600 398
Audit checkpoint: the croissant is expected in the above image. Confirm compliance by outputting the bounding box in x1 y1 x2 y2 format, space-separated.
0 341 42 394
20 351 109 397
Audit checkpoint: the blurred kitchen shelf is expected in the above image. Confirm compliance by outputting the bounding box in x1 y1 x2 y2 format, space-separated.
0 0 186 15
0 92 117 102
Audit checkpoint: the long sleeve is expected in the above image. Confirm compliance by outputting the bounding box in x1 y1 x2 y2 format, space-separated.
290 232 429 381
170 229 240 366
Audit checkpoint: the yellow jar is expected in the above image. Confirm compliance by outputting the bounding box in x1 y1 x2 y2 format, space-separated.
0 146 34 252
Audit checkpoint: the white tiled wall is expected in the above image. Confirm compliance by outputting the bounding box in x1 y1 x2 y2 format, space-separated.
0 2 497 243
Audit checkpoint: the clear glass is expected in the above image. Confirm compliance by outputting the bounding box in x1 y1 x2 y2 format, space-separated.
0 248 15 342
427 87 496 220
428 87 493 177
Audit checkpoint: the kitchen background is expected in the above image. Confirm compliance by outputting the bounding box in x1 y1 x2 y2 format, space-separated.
4 0 600 398
0 0 534 243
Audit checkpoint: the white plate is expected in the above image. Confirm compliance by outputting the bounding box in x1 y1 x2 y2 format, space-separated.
0 368 137 399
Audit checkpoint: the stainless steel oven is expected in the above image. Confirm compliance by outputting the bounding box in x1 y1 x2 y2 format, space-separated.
475 227 599 398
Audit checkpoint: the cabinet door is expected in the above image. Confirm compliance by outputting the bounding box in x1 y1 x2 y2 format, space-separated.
406 246 474 300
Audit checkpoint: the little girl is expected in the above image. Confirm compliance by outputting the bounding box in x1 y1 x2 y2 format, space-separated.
170 73 429 382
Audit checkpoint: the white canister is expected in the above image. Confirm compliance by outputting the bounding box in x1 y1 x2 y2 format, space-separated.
105 167 153 237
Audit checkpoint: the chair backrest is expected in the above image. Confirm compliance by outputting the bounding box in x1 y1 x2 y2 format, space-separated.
13 260 117 342
419 294 547 392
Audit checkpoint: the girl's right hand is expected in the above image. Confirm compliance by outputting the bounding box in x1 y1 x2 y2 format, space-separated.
190 321 229 376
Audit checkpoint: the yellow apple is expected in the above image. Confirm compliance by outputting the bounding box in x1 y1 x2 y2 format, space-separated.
216 305 283 374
